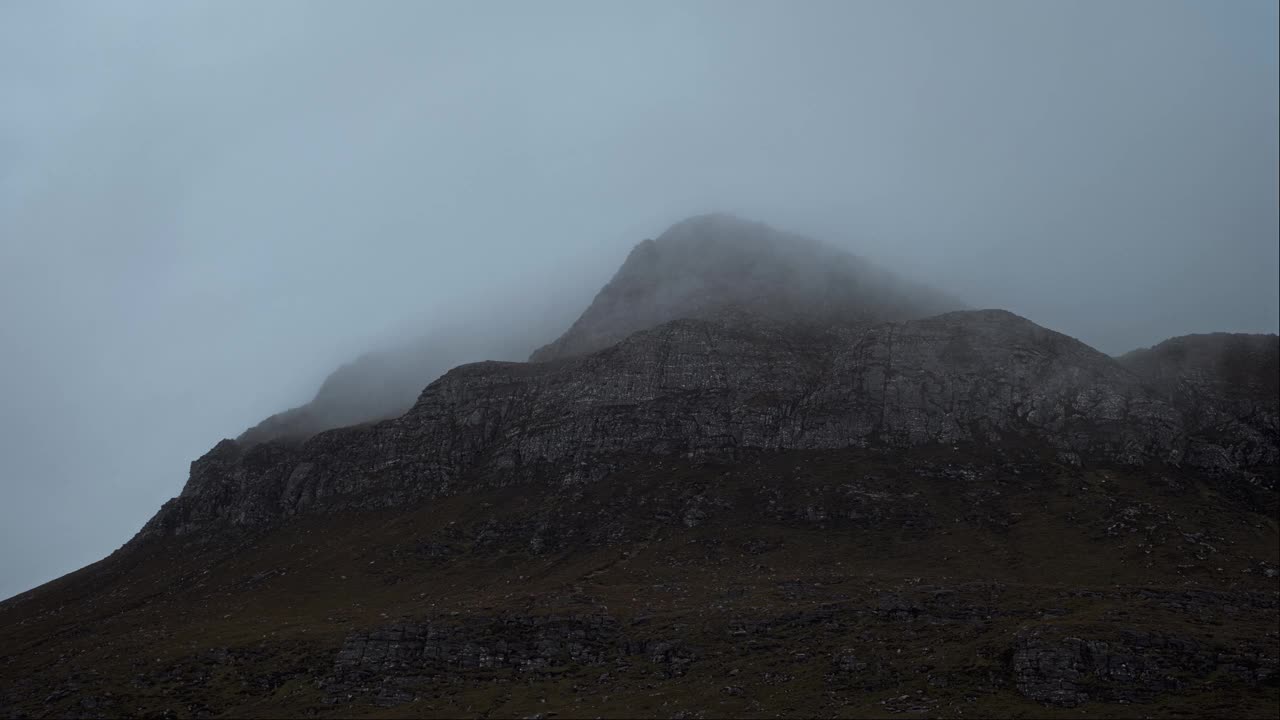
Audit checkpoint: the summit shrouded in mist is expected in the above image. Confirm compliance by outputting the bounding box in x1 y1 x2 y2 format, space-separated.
237 213 962 445
531 214 962 362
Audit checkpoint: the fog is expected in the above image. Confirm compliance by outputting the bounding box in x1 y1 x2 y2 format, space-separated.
1 0 1276 600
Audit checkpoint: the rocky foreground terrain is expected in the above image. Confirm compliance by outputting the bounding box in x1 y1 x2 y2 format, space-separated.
1 215 1277 719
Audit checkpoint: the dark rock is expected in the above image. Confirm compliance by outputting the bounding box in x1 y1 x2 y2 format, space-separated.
139 307 1271 541
1119 333 1280 471
1011 625 1278 707
322 614 695 706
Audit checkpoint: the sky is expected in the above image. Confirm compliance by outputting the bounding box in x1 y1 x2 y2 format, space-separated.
1 0 1276 600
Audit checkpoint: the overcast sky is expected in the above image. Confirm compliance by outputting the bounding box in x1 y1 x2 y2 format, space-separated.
1 0 1277 600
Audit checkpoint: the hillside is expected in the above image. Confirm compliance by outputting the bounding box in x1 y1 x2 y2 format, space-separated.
1 216 1276 719
1 442 1276 718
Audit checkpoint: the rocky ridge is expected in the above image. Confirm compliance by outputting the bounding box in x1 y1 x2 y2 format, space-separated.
138 306 1274 542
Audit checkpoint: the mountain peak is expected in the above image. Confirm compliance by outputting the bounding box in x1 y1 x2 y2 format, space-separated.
652 212 792 245
529 214 960 362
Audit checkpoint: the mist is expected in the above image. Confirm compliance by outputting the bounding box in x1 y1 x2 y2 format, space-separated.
1 0 1276 600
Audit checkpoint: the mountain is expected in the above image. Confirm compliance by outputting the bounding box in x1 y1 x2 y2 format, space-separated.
1 216 1276 719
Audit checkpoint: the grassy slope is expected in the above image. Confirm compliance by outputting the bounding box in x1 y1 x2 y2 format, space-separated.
2 445 1277 719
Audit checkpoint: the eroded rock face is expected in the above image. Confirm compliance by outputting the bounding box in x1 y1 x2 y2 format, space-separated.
136 309 1273 541
529 214 961 362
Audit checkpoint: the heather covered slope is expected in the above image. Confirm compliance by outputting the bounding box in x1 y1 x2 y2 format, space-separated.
1 444 1276 719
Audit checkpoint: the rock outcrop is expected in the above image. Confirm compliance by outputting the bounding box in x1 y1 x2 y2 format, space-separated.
324 615 695 706
1012 624 1278 707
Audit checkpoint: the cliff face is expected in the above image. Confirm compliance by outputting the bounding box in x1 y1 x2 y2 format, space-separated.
138 308 1272 541
529 214 961 362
